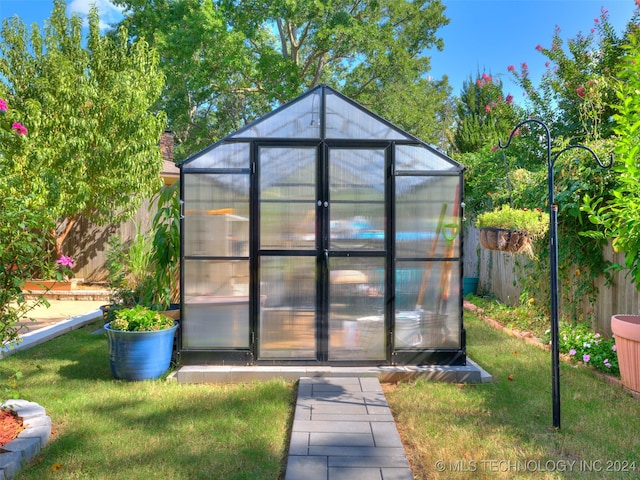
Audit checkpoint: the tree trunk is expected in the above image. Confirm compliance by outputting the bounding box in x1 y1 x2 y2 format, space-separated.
52 216 78 258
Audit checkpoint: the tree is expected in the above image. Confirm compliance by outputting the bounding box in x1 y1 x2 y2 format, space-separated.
493 7 640 323
582 24 640 287
453 71 522 154
113 0 451 158
508 7 639 143
0 95 56 345
0 0 166 257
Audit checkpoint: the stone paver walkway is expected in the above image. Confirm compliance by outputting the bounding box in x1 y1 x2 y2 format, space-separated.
285 377 413 480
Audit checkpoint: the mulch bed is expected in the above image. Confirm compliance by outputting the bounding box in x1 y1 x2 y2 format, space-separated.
0 409 24 448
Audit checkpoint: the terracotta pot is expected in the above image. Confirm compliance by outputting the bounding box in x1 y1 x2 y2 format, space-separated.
611 314 640 393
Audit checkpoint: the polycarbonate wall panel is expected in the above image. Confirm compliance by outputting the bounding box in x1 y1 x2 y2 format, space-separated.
184 142 250 169
231 90 321 139
182 259 250 349
328 257 386 360
394 172 461 350
259 256 316 359
325 91 411 140
395 261 460 349
183 174 249 257
395 176 460 259
260 147 317 250
183 170 250 350
329 149 385 251
396 144 458 171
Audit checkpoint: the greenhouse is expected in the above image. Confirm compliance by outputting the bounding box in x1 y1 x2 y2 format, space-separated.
179 85 466 366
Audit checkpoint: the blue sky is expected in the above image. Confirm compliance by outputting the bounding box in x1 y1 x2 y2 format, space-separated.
429 0 638 101
1 0 638 103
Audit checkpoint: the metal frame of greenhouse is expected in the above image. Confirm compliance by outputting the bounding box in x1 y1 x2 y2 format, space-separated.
178 84 466 367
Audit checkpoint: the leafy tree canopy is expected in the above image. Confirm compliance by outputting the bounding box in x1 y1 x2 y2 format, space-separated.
113 0 452 158
453 71 523 154
0 0 166 255
508 7 640 143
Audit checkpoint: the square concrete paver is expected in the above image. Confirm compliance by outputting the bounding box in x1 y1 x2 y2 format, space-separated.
285 377 412 480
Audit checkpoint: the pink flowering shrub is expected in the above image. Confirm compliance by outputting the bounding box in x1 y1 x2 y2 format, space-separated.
0 97 60 346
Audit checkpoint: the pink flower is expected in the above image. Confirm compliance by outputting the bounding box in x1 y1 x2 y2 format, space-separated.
536 44 543 51
506 94 514 105
0 98 7 112
484 104 491 113
56 255 74 268
521 62 528 70
507 65 515 72
583 354 590 363
576 85 586 98
594 18 599 24
569 349 576 356
545 61 550 67
612 344 617 351
12 122 27 136
491 145 498 152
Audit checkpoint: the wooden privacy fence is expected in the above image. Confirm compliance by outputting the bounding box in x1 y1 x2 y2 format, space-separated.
464 226 640 336
58 197 157 283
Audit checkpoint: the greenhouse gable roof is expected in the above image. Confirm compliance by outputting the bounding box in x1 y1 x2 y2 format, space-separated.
182 84 461 174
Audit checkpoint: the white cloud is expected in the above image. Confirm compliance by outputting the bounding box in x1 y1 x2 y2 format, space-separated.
67 0 124 30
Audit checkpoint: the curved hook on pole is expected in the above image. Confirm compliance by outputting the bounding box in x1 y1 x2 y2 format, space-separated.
498 118 614 170
553 144 614 169
498 118 551 160
493 116 612 431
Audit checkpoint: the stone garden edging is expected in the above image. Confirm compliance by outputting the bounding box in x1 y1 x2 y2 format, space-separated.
0 400 51 480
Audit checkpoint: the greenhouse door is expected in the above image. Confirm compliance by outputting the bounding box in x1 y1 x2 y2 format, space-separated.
257 145 388 363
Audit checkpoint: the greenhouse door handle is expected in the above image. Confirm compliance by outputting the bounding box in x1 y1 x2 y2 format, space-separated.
323 249 328 266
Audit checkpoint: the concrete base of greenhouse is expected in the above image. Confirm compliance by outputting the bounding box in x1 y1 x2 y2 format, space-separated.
168 358 492 384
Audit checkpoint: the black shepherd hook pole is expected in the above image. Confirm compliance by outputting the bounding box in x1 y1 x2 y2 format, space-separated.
499 119 613 430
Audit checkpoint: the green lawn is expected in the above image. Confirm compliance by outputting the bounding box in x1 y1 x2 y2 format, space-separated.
0 321 294 480
2 311 638 479
385 312 640 479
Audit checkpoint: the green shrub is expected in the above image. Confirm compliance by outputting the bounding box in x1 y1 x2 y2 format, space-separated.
475 205 549 238
109 305 175 332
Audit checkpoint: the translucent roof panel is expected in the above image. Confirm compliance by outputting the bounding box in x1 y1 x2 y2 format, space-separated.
228 85 413 141
183 142 250 170
395 144 459 172
324 90 412 141
230 89 322 139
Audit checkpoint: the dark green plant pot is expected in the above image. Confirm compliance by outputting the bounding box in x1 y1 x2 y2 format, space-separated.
463 277 479 296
